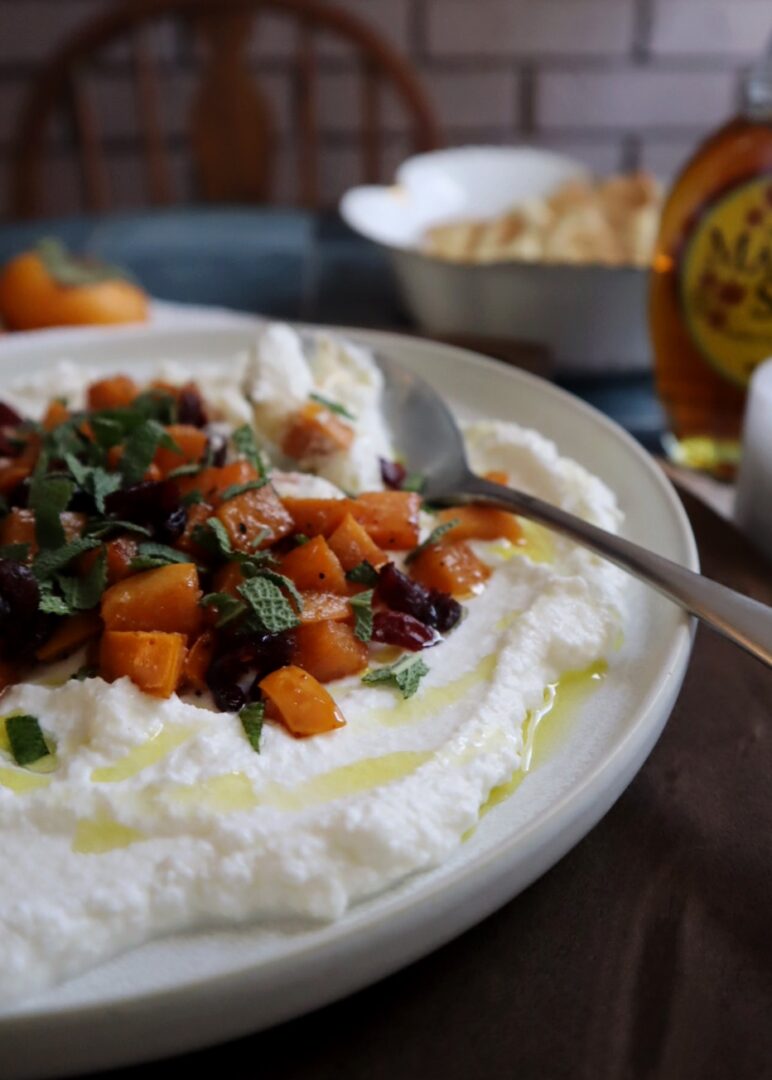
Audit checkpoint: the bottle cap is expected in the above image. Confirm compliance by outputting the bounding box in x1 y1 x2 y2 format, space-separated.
741 31 772 117
734 359 772 559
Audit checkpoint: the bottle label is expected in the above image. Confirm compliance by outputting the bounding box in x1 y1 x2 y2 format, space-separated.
679 175 772 387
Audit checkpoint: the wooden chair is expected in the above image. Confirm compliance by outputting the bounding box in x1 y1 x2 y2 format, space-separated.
9 0 443 218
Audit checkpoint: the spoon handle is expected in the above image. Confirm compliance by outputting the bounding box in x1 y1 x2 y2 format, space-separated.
455 474 772 669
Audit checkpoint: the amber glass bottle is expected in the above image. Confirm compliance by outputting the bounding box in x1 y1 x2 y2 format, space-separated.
649 46 772 471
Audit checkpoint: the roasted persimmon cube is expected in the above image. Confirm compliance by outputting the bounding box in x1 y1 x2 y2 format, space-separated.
292 620 368 683
409 540 491 598
101 562 204 636
177 461 258 503
297 592 352 625
87 375 139 411
78 535 139 584
212 560 245 597
183 630 215 692
215 483 294 553
327 512 387 571
259 664 346 735
100 630 186 698
0 508 84 555
175 501 215 556
282 402 355 460
279 536 347 594
437 505 522 545
35 611 102 663
41 399 70 431
281 497 348 537
348 491 421 550
153 424 208 477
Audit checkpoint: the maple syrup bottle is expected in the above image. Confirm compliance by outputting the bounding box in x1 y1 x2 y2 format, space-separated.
649 39 772 474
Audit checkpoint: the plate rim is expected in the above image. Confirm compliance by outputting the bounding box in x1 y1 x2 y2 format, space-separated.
0 317 697 1075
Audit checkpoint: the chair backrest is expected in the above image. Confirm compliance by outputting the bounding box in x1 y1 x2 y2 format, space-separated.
9 0 443 218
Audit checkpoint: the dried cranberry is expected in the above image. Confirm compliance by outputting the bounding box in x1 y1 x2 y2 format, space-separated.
380 458 407 490
372 610 436 651
103 479 181 529
206 631 295 711
430 591 462 634
211 680 246 713
0 559 39 629
0 402 23 427
159 505 187 543
375 562 462 634
177 386 208 428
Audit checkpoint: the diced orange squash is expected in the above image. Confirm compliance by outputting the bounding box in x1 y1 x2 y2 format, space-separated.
183 631 215 691
87 375 139 411
297 592 352 625
153 424 208 478
281 497 349 538
348 491 421 550
292 620 368 683
41 399 70 431
177 461 258 503
409 540 491 598
327 512 387 571
279 536 347 594
175 501 215 556
0 508 84 555
212 560 245 597
101 562 204 636
78 535 139 584
282 402 355 460
215 483 294 553
35 611 102 662
0 461 32 495
259 664 346 736
436 505 522 545
100 630 186 698
484 470 509 486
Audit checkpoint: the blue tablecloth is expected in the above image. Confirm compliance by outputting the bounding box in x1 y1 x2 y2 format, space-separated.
0 207 666 450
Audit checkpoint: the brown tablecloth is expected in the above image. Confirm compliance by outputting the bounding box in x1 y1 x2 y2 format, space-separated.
93 490 772 1080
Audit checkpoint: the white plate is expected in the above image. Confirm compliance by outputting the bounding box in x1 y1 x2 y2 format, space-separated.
0 319 696 1080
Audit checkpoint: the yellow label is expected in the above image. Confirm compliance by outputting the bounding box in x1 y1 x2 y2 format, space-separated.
679 175 772 386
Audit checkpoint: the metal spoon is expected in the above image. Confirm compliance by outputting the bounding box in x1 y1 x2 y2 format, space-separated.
375 350 772 669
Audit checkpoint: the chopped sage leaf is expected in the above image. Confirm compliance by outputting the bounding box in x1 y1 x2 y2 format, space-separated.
32 537 100 581
181 489 205 506
239 701 265 752
350 588 374 642
37 586 71 616
166 462 203 479
257 569 304 613
404 519 459 565
84 517 152 540
200 591 247 629
231 424 266 478
29 470 74 550
0 542 30 562
58 549 106 610
362 654 429 699
130 542 192 571
238 575 299 633
219 478 269 502
402 472 426 494
345 560 379 585
309 392 356 421
5 714 50 767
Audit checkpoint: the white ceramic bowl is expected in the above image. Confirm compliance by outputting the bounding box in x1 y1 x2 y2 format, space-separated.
340 146 653 376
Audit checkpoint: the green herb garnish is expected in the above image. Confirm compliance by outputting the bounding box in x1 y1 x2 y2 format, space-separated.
0 542 30 562
231 424 267 478
119 419 179 486
345 560 379 585
404 519 459 565
239 701 265 752
362 654 429 699
200 591 247 629
64 455 121 512
219 478 269 502
28 469 74 550
166 462 203 480
130 542 194 571
238 575 300 633
57 548 106 610
401 472 425 493
309 392 356 421
32 537 100 581
5 714 50 766
350 588 374 642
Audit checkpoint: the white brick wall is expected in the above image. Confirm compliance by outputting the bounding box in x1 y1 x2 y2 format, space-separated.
0 0 766 217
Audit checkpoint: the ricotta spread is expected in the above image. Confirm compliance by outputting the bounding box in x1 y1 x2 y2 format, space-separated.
0 323 625 1005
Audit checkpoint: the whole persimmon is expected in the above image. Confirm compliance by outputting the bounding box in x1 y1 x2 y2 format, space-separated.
0 238 148 330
